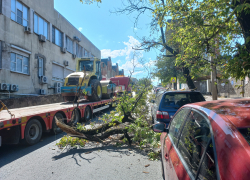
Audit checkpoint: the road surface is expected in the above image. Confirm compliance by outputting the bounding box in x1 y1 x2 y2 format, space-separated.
0 108 162 180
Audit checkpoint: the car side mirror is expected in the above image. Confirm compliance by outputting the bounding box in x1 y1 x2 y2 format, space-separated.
152 123 169 133
151 99 155 103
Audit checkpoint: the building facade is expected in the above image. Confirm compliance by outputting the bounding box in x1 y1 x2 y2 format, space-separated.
0 0 101 96
101 57 124 79
101 57 112 79
112 63 119 77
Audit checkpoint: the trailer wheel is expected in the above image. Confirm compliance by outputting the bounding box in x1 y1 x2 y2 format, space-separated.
71 108 80 124
24 119 42 145
84 106 92 122
51 113 64 135
88 79 102 101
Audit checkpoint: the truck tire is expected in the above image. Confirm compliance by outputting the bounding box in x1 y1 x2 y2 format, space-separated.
89 79 102 101
51 113 64 135
24 119 42 145
84 106 92 122
71 108 80 124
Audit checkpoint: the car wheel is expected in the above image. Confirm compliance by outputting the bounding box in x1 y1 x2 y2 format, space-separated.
24 119 42 145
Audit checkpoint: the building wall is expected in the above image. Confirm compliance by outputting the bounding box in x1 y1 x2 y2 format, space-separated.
101 57 114 79
0 0 101 95
0 41 2 69
101 63 108 79
217 77 250 97
187 77 250 97
107 60 112 78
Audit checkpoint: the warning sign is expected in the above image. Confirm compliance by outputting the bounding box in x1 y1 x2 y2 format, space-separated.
171 77 176 83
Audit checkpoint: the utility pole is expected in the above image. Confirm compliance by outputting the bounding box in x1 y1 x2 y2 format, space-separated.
173 68 177 90
210 55 218 100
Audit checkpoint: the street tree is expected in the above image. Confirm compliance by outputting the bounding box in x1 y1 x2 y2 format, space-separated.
78 0 197 89
154 0 250 80
56 80 160 159
80 0 250 96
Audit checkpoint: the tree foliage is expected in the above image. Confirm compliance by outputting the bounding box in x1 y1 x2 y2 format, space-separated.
80 0 250 81
56 84 161 159
152 0 250 80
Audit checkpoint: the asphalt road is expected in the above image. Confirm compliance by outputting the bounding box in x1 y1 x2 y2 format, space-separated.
0 107 162 180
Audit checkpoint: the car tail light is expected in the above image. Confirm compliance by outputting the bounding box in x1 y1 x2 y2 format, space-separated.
156 111 170 119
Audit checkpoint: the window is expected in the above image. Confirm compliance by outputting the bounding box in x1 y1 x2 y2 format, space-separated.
34 14 48 39
238 128 250 145
90 53 94 58
11 0 28 26
76 43 83 57
11 53 29 74
162 92 205 108
38 57 44 77
178 111 214 178
96 61 100 74
169 108 190 145
79 60 93 71
197 140 217 180
52 26 62 47
0 0 2 14
66 36 73 54
84 49 89 57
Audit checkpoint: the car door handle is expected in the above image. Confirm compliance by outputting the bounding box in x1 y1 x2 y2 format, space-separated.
165 153 169 160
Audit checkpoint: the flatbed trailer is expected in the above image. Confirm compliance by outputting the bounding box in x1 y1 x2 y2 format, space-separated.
0 99 114 146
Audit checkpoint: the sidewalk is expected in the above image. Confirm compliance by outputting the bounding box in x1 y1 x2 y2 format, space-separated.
203 95 249 101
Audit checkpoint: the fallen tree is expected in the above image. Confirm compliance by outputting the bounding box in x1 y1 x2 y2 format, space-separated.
55 82 161 159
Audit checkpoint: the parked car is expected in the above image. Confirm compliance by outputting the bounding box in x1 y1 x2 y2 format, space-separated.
151 90 205 125
154 87 166 94
153 99 250 180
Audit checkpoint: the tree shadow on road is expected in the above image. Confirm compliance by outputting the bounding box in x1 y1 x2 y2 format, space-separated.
52 142 150 166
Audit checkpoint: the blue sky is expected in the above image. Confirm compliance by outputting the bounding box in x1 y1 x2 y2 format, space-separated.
54 0 160 84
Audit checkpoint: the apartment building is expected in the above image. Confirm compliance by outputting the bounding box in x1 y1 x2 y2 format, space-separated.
0 0 101 96
101 57 124 79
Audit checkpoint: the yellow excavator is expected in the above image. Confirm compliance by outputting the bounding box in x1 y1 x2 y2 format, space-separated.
61 57 116 102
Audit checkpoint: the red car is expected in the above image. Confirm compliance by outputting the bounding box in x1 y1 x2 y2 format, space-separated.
153 99 250 180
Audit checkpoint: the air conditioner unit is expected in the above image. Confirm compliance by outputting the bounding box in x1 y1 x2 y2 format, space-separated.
64 60 69 66
39 34 46 42
10 84 19 92
24 26 31 34
73 36 81 42
54 82 61 94
40 89 46 95
0 83 10 91
61 47 66 53
54 82 61 88
72 54 76 59
40 76 48 84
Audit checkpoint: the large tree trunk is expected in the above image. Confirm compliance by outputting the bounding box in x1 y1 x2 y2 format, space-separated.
233 0 250 53
183 67 196 89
